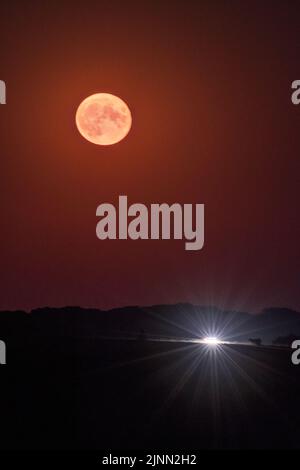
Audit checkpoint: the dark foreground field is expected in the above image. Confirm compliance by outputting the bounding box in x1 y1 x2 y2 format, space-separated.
0 338 299 450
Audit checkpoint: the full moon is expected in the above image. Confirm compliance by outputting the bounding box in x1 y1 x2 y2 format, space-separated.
75 93 132 145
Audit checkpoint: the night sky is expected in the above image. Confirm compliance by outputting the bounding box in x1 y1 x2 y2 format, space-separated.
0 1 299 312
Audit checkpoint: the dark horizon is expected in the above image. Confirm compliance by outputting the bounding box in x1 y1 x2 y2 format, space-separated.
1 301 300 317
1 302 300 347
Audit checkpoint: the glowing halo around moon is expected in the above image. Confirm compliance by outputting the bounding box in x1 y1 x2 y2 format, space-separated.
75 93 132 145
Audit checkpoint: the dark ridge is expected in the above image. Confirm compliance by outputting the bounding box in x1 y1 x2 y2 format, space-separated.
0 304 299 344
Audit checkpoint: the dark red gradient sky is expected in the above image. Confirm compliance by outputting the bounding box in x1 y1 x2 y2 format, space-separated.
0 1 299 312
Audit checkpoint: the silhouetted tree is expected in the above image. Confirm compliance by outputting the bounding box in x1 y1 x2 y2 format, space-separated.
249 338 262 346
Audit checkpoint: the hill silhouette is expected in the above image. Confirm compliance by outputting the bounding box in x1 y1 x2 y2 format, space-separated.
0 304 299 345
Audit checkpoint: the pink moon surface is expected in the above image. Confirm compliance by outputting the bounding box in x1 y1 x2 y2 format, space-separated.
75 93 132 145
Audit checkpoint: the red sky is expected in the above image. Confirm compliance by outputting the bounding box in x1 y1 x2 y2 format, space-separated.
0 1 299 313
